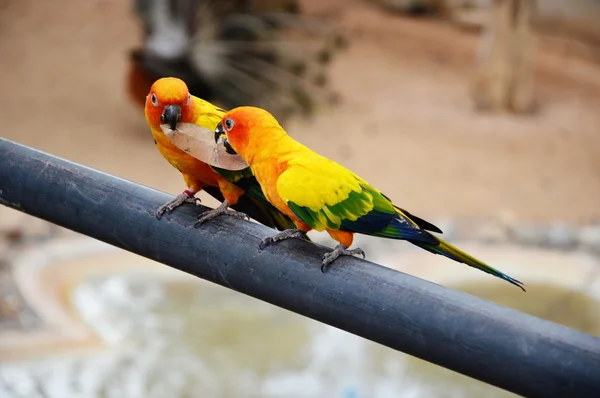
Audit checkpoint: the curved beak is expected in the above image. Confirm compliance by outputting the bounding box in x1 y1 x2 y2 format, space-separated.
161 105 181 130
214 121 225 143
223 139 237 155
214 121 237 155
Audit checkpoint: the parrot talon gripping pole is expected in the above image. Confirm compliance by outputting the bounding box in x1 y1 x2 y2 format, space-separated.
194 200 249 227
156 190 200 219
259 228 308 250
321 244 366 272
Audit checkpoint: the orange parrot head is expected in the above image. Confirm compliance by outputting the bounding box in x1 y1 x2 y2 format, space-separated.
215 106 285 161
145 77 196 130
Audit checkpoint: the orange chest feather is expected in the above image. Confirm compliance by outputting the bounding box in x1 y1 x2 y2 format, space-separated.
252 157 297 219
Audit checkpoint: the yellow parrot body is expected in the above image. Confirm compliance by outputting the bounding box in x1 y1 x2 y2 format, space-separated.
217 106 525 290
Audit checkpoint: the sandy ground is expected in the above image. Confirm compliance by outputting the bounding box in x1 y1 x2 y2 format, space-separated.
1 0 599 227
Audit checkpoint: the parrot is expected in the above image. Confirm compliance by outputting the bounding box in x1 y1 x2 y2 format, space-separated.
145 77 297 231
213 106 525 291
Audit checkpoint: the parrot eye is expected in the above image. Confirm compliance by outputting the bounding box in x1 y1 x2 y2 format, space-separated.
151 93 158 106
187 93 191 104
224 118 235 131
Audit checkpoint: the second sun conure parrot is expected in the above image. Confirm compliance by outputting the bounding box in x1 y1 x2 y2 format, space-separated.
145 77 296 230
214 106 525 291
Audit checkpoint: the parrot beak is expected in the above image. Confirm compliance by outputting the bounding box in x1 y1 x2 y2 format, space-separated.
223 138 237 155
161 105 182 130
214 121 225 143
215 121 237 155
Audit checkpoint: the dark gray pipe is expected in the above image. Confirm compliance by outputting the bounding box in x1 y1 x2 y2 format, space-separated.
1 137 599 397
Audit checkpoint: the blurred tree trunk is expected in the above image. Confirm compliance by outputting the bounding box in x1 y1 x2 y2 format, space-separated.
472 0 536 113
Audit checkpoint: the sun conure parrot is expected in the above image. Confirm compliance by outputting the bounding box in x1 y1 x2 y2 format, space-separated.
144 77 297 230
213 106 525 291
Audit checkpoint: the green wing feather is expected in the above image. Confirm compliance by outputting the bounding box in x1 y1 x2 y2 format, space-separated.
278 160 524 290
277 160 436 242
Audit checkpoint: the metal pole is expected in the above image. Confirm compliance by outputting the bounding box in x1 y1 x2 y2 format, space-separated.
1 137 599 397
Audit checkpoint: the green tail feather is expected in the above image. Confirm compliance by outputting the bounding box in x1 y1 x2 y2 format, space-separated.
413 237 526 291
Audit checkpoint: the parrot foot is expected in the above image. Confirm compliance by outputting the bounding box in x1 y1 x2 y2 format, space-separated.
259 228 308 250
156 190 200 219
194 200 248 227
321 244 366 272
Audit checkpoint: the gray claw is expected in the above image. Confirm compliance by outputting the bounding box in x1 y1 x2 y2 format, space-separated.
156 193 200 219
195 208 249 227
321 244 366 272
259 236 275 250
258 228 307 251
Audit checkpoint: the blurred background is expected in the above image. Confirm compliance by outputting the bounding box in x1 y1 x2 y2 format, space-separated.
1 0 600 397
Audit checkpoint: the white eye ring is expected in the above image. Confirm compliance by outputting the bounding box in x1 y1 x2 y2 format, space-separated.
151 93 158 106
224 118 235 131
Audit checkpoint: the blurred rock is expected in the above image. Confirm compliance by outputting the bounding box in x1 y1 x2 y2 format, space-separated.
0 207 63 245
17 309 43 331
0 207 22 234
449 7 487 31
0 270 25 330
475 222 509 244
0 292 19 318
507 224 546 247
542 223 578 250
0 240 9 264
579 224 600 254
496 209 518 227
